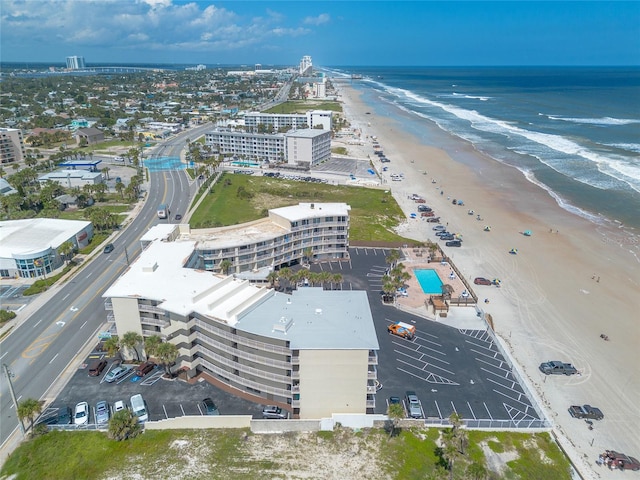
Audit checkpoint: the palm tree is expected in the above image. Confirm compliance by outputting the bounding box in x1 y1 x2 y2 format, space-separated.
121 331 143 361
156 342 179 377
385 249 401 269
442 412 468 480
331 273 343 290
144 335 162 359
58 240 75 265
302 247 314 266
266 271 279 289
17 398 42 433
101 166 110 180
103 336 120 358
318 271 332 289
219 259 232 275
108 409 142 441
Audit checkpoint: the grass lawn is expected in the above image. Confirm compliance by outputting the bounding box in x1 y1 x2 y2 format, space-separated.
189 173 419 244
264 100 342 114
0 428 571 480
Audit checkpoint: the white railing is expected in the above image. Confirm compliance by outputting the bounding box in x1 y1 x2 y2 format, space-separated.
195 332 290 369
195 320 290 355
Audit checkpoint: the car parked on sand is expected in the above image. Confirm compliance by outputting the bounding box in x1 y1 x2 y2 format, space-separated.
74 402 89 425
440 234 455 241
105 365 132 383
433 225 446 231
603 451 640 471
426 217 441 223
262 405 288 419
446 240 462 247
417 205 432 212
95 401 110 424
474 277 492 285
568 405 604 420
421 211 435 217
539 361 577 375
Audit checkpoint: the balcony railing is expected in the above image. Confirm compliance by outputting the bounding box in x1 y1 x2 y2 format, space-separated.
195 320 290 356
138 304 166 315
140 315 170 328
198 345 291 385
195 332 291 370
197 358 291 398
104 301 113 311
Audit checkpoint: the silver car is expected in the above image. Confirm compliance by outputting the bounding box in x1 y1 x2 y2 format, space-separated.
405 391 423 419
105 365 131 383
95 401 110 424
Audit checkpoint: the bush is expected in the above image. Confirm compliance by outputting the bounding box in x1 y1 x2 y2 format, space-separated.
0 309 17 324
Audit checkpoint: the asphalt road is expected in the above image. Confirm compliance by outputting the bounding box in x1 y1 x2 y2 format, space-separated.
0 124 211 447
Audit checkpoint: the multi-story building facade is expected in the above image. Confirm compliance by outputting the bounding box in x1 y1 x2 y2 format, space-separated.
0 128 25 164
181 202 350 275
103 203 378 419
299 55 312 75
66 55 85 70
244 110 333 131
205 128 331 167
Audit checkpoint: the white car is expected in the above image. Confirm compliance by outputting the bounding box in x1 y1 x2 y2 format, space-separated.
113 400 126 413
74 402 89 425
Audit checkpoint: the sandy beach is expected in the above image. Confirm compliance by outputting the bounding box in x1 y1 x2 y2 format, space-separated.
333 78 640 479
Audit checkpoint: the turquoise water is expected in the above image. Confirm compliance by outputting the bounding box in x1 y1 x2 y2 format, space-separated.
414 269 443 294
232 161 259 167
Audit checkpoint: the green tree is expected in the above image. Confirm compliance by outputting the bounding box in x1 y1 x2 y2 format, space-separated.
331 273 343 290
17 398 42 433
385 249 401 269
466 462 488 480
58 240 75 265
442 412 468 480
156 342 179 377
219 259 232 275
266 271 279 289
387 402 405 438
144 335 162 359
103 336 120 358
121 331 143 361
108 409 142 441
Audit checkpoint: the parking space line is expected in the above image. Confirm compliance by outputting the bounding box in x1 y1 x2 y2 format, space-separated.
180 404 186 416
465 339 496 352
482 370 519 391
491 387 532 408
450 401 457 413
414 337 444 348
163 404 168 419
397 358 457 379
483 402 493 420
479 366 515 383
475 356 509 371
417 351 451 366
467 402 477 420
434 401 443 419
468 345 502 361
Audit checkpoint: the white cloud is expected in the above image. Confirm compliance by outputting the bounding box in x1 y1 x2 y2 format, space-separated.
0 0 317 59
303 13 330 26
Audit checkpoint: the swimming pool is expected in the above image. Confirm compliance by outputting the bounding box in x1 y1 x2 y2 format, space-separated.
414 269 443 294
231 161 259 167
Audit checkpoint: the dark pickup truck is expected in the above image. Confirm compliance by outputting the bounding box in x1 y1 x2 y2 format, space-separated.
568 404 604 420
539 361 578 375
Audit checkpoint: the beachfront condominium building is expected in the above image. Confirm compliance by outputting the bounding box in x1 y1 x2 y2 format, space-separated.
244 110 333 131
0 128 25 164
66 56 85 70
205 128 331 167
163 202 351 277
103 204 378 419
299 55 313 75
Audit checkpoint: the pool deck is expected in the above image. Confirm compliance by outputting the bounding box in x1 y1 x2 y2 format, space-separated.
394 247 484 329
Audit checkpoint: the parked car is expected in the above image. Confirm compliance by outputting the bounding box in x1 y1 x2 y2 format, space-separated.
421 211 435 217
88 359 107 377
388 396 401 406
74 402 89 425
603 451 640 471
135 361 156 377
113 400 126 413
417 205 432 212
36 407 73 426
95 401 110 424
433 225 446 231
202 398 220 416
404 391 423 419
262 405 288 419
568 405 604 420
103 243 114 254
446 240 462 247
539 361 577 375
105 365 132 383
440 234 455 241
474 277 492 285
426 217 441 223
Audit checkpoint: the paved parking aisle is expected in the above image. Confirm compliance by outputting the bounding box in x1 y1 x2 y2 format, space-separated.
340 247 543 423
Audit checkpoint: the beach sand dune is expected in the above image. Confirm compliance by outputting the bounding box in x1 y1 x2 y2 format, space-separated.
334 79 640 479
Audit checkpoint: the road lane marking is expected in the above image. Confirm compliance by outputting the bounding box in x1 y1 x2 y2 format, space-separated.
63 294 70 301
80 321 87 329
33 319 42 328
49 353 58 364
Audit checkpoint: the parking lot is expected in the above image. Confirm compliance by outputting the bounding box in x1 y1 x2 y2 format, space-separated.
47 345 263 426
313 247 542 424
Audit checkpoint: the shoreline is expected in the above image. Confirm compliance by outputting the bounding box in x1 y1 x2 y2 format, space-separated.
333 78 640 478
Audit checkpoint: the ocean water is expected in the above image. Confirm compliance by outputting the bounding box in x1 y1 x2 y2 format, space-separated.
325 67 640 230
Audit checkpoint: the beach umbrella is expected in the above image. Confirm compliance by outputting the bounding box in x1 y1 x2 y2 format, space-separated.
484 225 491 232
523 230 532 236
509 248 518 255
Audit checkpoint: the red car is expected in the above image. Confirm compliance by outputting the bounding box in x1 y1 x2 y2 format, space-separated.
474 277 492 285
421 211 435 217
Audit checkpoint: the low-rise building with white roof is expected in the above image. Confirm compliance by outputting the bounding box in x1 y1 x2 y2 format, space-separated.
0 218 93 278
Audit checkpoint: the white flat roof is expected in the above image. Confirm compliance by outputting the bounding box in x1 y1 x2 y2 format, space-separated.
0 218 92 257
271 203 350 223
188 218 288 250
102 240 272 323
286 129 330 139
140 224 179 243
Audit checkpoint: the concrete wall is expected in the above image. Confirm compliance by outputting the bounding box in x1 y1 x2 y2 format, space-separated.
299 349 368 418
145 415 252 430
251 419 320 434
113 297 143 336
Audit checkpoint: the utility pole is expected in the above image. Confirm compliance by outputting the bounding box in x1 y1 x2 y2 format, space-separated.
3 363 25 437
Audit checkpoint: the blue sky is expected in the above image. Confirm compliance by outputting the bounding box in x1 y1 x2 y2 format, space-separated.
2 1 639 66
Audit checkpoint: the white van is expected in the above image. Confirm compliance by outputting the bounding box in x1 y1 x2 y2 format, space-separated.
130 394 148 423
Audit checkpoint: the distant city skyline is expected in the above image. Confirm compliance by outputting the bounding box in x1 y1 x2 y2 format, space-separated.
2 1 639 66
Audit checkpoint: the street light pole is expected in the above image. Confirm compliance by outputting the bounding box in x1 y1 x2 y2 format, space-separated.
2 363 25 437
